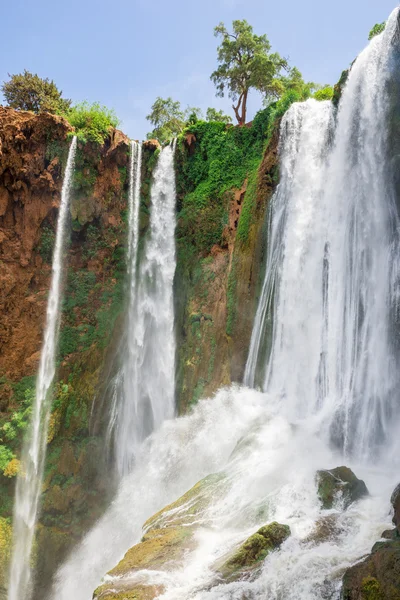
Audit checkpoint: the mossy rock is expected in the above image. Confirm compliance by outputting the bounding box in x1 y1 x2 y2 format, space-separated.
94 582 164 600
342 539 400 599
316 466 368 510
218 521 290 579
94 473 226 599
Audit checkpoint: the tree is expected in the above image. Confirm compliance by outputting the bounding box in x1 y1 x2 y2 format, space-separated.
211 20 287 125
1 70 71 114
206 107 232 123
368 22 386 40
272 67 315 101
146 97 185 143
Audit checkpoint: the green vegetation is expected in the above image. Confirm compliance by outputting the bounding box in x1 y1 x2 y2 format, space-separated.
369 22 386 40
66 101 120 144
206 107 232 123
146 96 186 142
1 70 71 113
211 20 288 125
313 86 334 101
1 72 121 145
38 224 55 263
146 97 232 143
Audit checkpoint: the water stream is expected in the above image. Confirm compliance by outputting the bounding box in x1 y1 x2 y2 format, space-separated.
8 136 77 600
107 141 177 476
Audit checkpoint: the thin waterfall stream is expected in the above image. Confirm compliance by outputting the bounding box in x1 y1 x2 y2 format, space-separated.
48 10 400 600
8 136 77 600
107 140 177 476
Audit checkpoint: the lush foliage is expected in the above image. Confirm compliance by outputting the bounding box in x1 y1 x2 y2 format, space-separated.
66 101 120 144
146 97 233 142
313 86 334 101
211 20 287 125
369 22 386 40
206 108 232 123
146 97 186 143
1 70 71 113
38 224 55 263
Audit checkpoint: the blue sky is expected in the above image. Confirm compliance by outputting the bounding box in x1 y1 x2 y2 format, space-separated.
1 0 397 139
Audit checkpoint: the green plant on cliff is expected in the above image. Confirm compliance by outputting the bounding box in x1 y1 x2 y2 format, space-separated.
369 22 386 40
211 20 288 125
313 86 334 101
1 70 71 113
66 101 120 144
38 224 55 263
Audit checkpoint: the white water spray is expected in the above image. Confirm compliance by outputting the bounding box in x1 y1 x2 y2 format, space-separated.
8 136 77 600
108 141 177 476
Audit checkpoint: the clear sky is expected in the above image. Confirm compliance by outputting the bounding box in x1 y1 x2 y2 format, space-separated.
1 0 397 140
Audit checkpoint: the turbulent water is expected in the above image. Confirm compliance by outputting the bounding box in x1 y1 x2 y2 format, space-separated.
107 141 177 476
51 10 400 600
9 136 77 600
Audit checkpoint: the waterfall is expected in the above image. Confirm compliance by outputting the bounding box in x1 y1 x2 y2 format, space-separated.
8 136 77 600
108 141 177 476
51 10 400 600
245 10 400 461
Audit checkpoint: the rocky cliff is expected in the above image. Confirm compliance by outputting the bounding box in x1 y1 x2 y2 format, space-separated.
0 104 278 597
0 106 131 597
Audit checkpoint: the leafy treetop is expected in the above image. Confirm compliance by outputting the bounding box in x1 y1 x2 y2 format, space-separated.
1 70 71 114
146 97 232 143
368 22 386 40
211 20 287 125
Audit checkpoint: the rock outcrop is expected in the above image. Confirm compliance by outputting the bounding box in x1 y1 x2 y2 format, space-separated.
341 483 400 600
316 466 368 510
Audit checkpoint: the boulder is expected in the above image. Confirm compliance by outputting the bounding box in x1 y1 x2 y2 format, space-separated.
218 521 290 579
316 466 368 510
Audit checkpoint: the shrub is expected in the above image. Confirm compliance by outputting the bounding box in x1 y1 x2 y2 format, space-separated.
0 446 14 476
38 225 55 263
369 22 385 40
66 101 120 144
313 86 334 101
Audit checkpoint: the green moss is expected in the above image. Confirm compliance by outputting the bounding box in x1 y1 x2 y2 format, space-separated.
220 521 291 577
236 167 258 244
226 256 238 336
361 576 384 600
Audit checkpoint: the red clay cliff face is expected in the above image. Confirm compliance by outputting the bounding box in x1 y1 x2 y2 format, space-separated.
0 107 72 381
0 106 130 383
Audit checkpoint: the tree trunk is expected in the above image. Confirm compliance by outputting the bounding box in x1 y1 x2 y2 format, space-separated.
241 89 248 126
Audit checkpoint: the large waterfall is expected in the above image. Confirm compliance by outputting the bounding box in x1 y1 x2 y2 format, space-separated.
245 9 400 462
8 136 77 600
107 141 177 476
50 10 400 600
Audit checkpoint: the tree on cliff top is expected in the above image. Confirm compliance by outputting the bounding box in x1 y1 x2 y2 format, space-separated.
211 20 287 125
1 70 71 114
146 97 186 142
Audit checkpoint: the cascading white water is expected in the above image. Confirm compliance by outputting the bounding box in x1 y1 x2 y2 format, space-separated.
108 141 177 476
8 136 77 600
51 10 400 600
246 10 400 462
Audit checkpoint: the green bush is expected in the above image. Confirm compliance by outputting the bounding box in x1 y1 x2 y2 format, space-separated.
369 22 385 40
313 86 334 101
66 101 120 144
38 225 55 263
0 447 15 475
